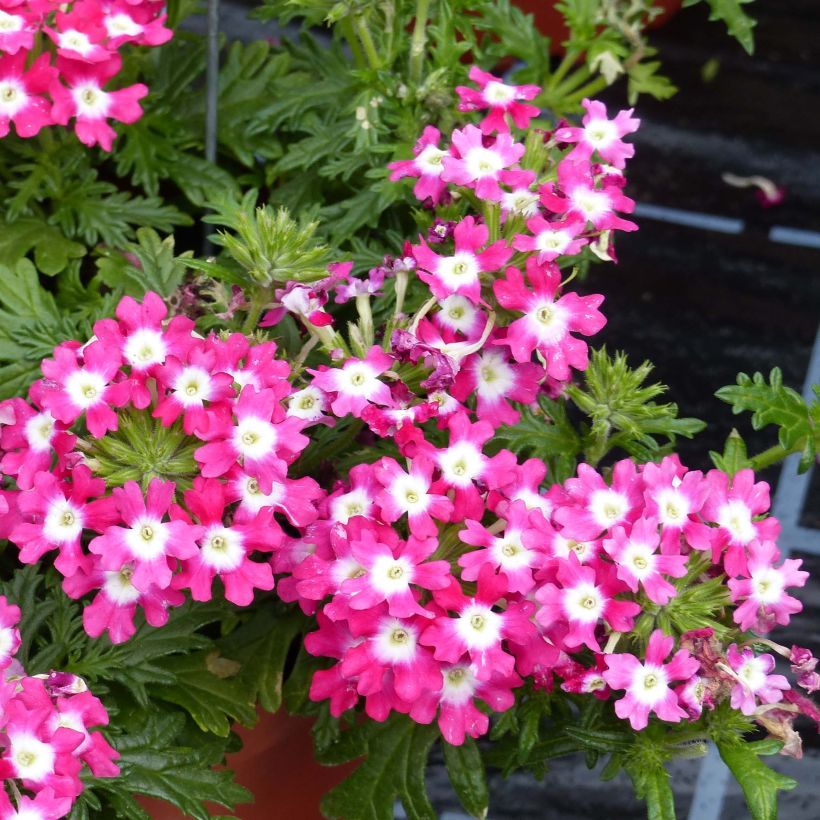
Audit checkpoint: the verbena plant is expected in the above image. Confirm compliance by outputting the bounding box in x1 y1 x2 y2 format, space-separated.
1 1 817 820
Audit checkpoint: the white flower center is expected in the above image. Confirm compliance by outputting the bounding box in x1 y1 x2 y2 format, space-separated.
441 664 478 704
465 146 504 178
439 440 484 487
65 369 107 409
527 299 569 345
492 533 531 570
571 187 610 222
585 118 618 148
11 734 55 782
0 627 15 660
72 83 111 118
0 79 26 117
124 518 169 561
238 475 284 513
43 500 84 544
370 555 413 596
437 252 480 290
105 13 142 37
330 488 372 523
0 11 24 32
536 228 573 254
588 489 629 530
484 81 517 104
391 474 429 514
60 30 94 55
511 489 552 517
717 499 756 544
123 328 167 369
565 582 603 622
631 663 669 705
103 566 142 604
340 363 380 397
655 488 690 527
456 603 502 650
288 386 324 420
233 416 277 460
502 189 540 216
173 366 212 406
752 566 785 605
738 658 766 692
373 619 418 664
416 143 447 176
438 294 477 334
622 542 656 580
201 526 244 571
475 351 515 401
25 411 55 451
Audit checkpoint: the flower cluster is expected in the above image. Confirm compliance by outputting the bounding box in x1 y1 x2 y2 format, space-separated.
0 596 118 818
0 0 171 149
0 292 318 643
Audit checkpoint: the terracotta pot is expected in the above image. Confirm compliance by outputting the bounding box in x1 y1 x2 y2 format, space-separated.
513 0 683 53
140 710 354 819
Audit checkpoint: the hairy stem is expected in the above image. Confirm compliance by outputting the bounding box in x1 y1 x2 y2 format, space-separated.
409 0 431 86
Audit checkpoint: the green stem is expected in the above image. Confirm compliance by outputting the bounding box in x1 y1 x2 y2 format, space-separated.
749 443 796 471
340 17 366 70
241 285 272 334
485 201 500 243
551 64 591 99
409 0 431 86
546 50 579 91
353 14 381 70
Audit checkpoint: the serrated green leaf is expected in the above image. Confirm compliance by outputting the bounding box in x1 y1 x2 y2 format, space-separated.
709 428 751 476
684 0 756 54
0 218 85 276
321 716 438 820
717 739 797 820
442 737 489 819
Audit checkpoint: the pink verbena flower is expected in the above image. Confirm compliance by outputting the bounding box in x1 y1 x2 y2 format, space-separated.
603 629 699 730
0 595 21 670
0 52 54 138
726 644 789 715
10 465 117 578
0 786 71 820
728 540 808 632
412 216 511 304
45 6 111 63
421 566 535 680
88 478 201 592
603 517 688 606
0 7 36 55
388 125 449 204
374 456 453 538
103 2 173 48
309 347 393 418
554 99 640 169
172 478 277 605
493 258 605 377
39 341 131 438
535 554 640 652
441 125 525 202
50 55 147 151
512 215 588 263
455 66 540 135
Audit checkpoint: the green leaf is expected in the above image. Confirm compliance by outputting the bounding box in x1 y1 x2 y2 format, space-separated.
684 0 757 55
321 716 438 820
442 737 489 819
709 428 752 476
152 650 258 736
716 368 818 472
717 739 797 820
0 218 86 276
627 60 678 106
97 711 251 820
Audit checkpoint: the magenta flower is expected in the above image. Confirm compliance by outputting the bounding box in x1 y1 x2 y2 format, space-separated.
103 3 173 48
11 465 116 578
554 98 640 170
0 7 36 55
493 258 605 377
726 644 789 715
44 6 111 63
0 787 72 819
441 125 525 201
603 517 688 606
487 457 553 520
0 595 21 670
374 456 453 538
421 566 535 680
728 540 808 632
603 629 699 730
499 169 540 219
412 216 511 304
388 125 449 204
195 385 309 490
512 214 588 263
455 66 540 135
88 479 202 592
50 55 147 151
39 341 131 438
702 468 780 577
535 555 640 652
172 478 276 605
0 52 56 139
309 346 393 418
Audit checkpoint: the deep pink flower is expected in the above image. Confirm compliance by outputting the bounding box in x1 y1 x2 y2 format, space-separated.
602 629 699 730
308 347 393 418
0 52 56 139
512 215 588 263
11 465 117 578
455 66 540 134
412 216 511 303
50 55 147 151
728 540 807 632
554 99 640 170
493 258 605 377
0 787 72 820
0 7 36 55
441 125 525 202
0 595 21 670
726 644 789 715
103 3 173 48
388 126 450 204
45 5 111 63
88 479 202 592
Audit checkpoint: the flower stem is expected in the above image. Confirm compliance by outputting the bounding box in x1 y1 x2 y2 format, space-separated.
749 443 796 471
409 0 431 86
354 14 381 70
340 17 366 70
561 76 609 108
241 285 272 334
546 50 579 92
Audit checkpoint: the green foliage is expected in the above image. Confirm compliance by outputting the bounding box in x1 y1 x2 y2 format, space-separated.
709 428 752 476
717 739 797 820
716 368 819 472
321 716 439 820
683 0 757 54
442 737 489 819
